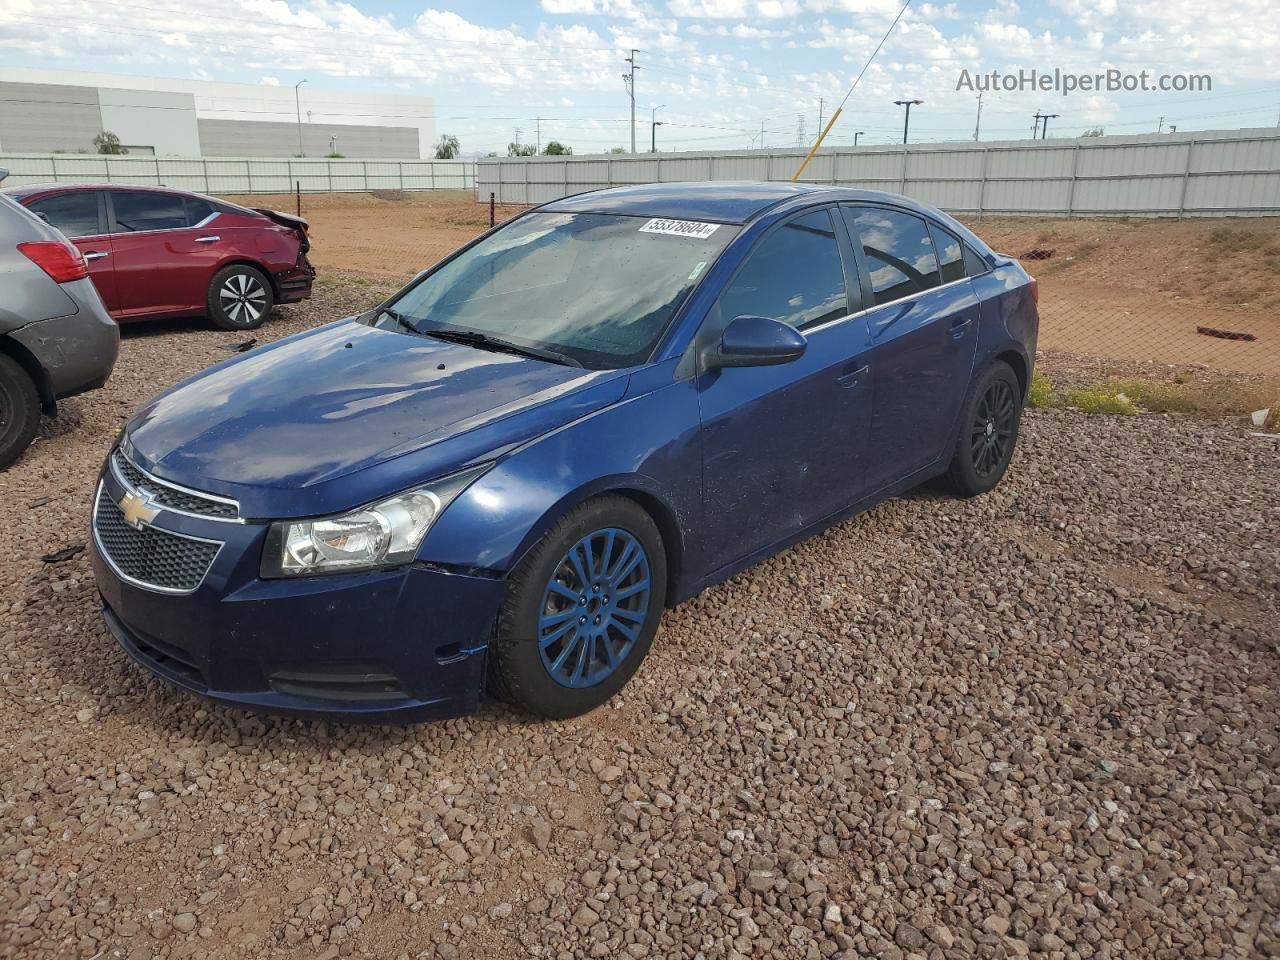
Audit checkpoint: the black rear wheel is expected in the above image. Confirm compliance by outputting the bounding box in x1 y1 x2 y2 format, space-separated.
207 264 273 331
937 360 1023 497
0 353 41 470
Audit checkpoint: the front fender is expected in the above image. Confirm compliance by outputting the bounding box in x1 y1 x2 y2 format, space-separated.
419 362 704 595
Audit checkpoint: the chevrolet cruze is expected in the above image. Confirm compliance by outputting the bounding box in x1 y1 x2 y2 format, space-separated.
90 182 1039 721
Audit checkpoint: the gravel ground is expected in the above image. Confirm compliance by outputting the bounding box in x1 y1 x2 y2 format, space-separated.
1 278 1278 960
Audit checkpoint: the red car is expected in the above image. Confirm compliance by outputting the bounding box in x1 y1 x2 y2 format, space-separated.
2 184 314 331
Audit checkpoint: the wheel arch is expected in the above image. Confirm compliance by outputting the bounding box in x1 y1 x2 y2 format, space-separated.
213 258 280 299
0 334 55 413
505 479 688 607
993 346 1030 400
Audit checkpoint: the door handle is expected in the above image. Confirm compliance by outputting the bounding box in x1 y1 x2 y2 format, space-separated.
83 251 109 261
193 235 220 243
949 316 974 339
836 364 869 388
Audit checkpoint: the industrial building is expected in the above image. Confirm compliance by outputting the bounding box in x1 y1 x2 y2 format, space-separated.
0 69 434 158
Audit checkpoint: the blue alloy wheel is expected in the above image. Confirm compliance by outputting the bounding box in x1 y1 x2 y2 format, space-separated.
537 528 651 688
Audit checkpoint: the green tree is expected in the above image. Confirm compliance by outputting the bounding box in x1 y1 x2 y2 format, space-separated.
607 146 626 154
434 134 461 159
93 131 127 155
542 141 573 156
507 142 537 157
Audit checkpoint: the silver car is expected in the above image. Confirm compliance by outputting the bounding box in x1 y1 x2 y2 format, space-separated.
0 168 119 468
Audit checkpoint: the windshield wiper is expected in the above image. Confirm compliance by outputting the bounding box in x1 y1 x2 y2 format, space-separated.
424 328 584 368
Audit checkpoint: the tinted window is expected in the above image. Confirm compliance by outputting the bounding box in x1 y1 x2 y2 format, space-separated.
27 192 100 238
931 223 966 284
844 207 940 306
185 197 214 225
390 212 736 370
717 209 847 331
964 245 989 276
110 191 188 232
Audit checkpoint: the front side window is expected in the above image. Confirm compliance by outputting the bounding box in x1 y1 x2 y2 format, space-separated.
844 207 940 306
389 212 736 369
110 191 188 232
716 209 847 331
27 192 100 238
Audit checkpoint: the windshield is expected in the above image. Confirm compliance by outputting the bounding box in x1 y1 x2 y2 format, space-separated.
388 211 736 369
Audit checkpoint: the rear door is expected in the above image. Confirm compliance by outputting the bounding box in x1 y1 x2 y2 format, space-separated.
106 190 223 318
840 204 980 491
24 190 120 313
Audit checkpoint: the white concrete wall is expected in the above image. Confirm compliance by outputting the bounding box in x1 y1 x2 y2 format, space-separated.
98 88 202 156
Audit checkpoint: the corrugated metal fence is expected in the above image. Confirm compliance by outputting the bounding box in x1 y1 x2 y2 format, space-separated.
477 128 1280 218
0 154 475 194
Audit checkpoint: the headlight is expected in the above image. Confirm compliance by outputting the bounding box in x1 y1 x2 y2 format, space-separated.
260 465 488 578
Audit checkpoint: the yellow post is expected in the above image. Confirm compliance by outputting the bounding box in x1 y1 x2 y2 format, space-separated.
791 106 843 182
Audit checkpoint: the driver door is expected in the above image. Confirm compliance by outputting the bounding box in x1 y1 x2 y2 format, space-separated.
695 207 873 575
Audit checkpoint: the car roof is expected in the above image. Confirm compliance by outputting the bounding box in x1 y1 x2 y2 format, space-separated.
538 181 949 225
1 181 261 215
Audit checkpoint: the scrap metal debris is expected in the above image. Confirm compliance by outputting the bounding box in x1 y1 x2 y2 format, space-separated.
224 337 257 353
41 543 85 563
1021 249 1056 260
1197 326 1257 342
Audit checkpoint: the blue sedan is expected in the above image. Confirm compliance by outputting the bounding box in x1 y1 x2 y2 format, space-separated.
90 182 1039 721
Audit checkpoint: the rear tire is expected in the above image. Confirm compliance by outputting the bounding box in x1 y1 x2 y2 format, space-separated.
207 264 273 331
0 354 41 470
490 496 667 719
937 360 1023 497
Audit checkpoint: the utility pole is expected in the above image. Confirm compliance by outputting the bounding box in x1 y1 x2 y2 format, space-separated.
536 118 542 152
760 119 766 149
854 131 865 146
973 90 983 141
817 97 825 135
1032 111 1046 139
294 79 308 157
1157 115 1165 133
623 50 638 153
894 99 922 144
1041 113 1059 139
651 104 665 152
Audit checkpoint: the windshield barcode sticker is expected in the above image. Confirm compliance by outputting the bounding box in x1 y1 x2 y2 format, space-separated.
639 218 720 239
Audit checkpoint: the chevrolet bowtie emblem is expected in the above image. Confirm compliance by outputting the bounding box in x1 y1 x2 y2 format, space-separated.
118 489 159 530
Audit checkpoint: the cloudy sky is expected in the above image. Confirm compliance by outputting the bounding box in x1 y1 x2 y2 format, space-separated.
1 0 1277 155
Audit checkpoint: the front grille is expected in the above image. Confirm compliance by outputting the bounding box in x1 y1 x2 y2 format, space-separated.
93 487 222 593
111 449 239 520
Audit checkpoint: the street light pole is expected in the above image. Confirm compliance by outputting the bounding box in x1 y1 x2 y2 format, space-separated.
651 105 665 153
854 131 865 146
294 79 308 157
1041 113 1059 139
894 99 923 144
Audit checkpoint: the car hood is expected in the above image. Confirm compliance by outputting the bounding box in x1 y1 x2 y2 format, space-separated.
124 319 628 518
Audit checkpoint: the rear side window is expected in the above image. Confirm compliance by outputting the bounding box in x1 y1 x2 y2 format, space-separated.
931 223 966 284
843 207 940 306
110 191 188 232
27 192 100 238
185 197 215 225
717 209 847 330
964 245 989 276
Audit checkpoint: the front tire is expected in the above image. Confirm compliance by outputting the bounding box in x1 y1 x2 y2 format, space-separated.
937 360 1024 497
0 354 41 470
491 496 667 719
207 264 273 331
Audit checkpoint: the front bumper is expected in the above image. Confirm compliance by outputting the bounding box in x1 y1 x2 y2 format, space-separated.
90 461 505 721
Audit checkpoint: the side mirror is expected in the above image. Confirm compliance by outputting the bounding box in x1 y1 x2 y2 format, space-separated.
707 315 807 369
